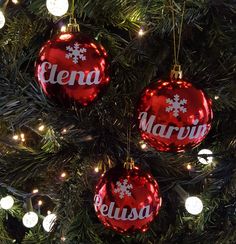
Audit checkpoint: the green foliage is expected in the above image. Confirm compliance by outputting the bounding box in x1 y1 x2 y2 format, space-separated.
0 0 235 243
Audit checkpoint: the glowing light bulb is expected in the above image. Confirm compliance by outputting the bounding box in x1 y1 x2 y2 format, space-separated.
186 164 192 170
38 125 45 131
38 200 43 206
62 128 67 133
12 135 19 140
12 0 19 4
0 11 5 29
0 196 14 210
61 236 66 241
138 28 145 36
43 213 57 232
32 189 39 194
141 144 147 149
185 196 203 215
20 133 25 142
61 25 67 32
60 172 67 178
214 95 219 100
22 212 38 228
46 0 69 17
197 149 213 165
94 167 99 173
139 140 148 150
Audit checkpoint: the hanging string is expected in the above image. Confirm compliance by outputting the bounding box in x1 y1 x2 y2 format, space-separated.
124 99 135 170
170 0 186 65
177 1 186 63
71 0 75 19
68 0 80 32
126 124 131 160
171 0 177 65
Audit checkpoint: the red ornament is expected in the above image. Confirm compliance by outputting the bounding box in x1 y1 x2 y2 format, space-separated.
35 32 109 106
137 79 213 152
94 164 161 234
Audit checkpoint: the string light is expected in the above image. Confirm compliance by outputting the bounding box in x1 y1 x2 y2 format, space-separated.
197 149 213 165
46 0 69 17
214 95 219 100
20 133 25 142
62 128 67 133
38 200 43 206
60 172 67 178
186 163 192 170
0 10 5 29
22 212 39 228
185 196 203 215
32 189 39 194
38 125 45 131
61 236 66 242
0 196 14 210
12 0 19 4
61 25 67 32
43 213 57 232
139 140 148 150
138 28 145 37
12 135 19 140
94 167 99 173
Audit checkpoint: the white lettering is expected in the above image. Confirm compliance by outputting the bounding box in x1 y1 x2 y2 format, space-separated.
86 70 100 85
128 208 138 220
139 205 151 219
57 70 69 85
152 124 167 137
94 194 152 221
177 126 190 140
39 61 101 86
139 112 209 141
139 112 155 133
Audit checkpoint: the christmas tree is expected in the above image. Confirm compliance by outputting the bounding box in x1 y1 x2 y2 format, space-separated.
0 0 235 243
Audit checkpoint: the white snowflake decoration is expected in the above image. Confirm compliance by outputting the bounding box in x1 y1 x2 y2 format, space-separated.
65 42 87 64
166 94 187 117
114 179 133 199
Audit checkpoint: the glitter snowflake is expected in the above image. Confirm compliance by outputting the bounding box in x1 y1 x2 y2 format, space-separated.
114 179 133 199
166 94 187 117
65 42 87 64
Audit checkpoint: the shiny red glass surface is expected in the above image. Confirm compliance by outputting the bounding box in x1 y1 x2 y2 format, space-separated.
35 32 110 106
137 79 213 152
94 165 161 234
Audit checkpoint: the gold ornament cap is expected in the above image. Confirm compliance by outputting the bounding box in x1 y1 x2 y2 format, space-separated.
124 157 135 170
67 17 80 32
170 64 183 80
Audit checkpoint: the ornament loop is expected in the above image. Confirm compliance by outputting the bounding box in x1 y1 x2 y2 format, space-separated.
170 64 183 79
124 157 135 170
